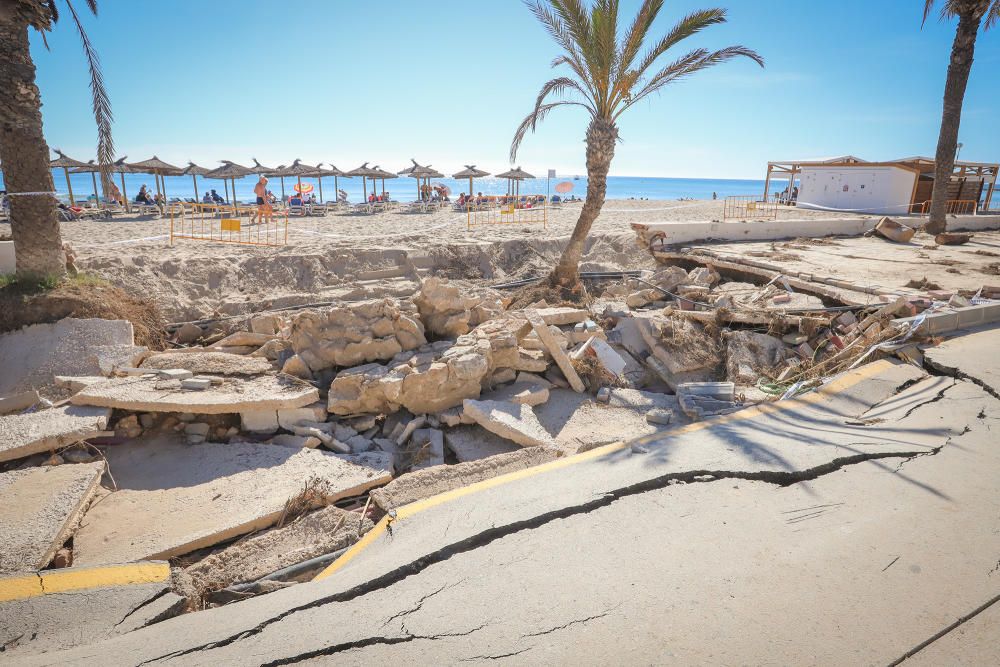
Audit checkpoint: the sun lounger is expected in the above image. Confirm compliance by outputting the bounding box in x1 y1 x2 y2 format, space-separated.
352 203 373 214
311 202 328 216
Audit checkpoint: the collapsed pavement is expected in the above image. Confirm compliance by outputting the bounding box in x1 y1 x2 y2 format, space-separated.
2 246 999 659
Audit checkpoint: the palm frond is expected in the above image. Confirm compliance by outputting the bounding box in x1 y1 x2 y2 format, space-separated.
621 45 763 116
632 8 727 79
534 76 594 112
529 1 597 97
47 0 61 23
618 0 664 76
986 0 1000 29
85 0 98 15
510 101 589 162
64 0 115 194
922 0 936 26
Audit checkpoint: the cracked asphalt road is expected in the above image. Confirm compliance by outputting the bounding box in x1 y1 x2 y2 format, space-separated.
9 340 1000 666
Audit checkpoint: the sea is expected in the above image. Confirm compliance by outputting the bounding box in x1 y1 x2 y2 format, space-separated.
0 172 781 205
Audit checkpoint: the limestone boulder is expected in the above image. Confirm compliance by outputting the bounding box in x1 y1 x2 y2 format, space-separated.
288 298 426 373
328 335 492 416
413 277 504 338
725 331 787 384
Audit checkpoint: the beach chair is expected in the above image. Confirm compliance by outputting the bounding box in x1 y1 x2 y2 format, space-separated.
311 202 328 216
352 202 373 215
287 203 306 217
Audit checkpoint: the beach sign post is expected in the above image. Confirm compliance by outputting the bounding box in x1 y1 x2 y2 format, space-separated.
548 169 555 204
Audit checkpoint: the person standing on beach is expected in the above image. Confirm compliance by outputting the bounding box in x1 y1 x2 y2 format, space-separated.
252 176 272 224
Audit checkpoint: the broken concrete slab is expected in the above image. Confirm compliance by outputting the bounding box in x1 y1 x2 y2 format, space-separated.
462 399 558 448
481 381 550 407
141 351 273 376
532 307 591 326
177 505 372 599
0 405 111 463
370 447 562 511
533 388 685 451
444 424 522 462
0 562 180 657
525 309 585 392
71 374 319 414
924 326 1000 397
0 318 144 398
72 436 391 566
571 336 628 377
725 331 786 384
0 462 104 574
0 390 40 415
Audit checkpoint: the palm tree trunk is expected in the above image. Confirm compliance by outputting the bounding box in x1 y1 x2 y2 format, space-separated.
550 118 617 288
926 9 982 236
0 4 65 280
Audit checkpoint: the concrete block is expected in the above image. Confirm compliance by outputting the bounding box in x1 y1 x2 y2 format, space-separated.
157 369 194 380
0 390 40 415
241 409 279 434
180 378 211 391
142 351 272 376
268 433 321 449
277 402 328 430
525 310 585 393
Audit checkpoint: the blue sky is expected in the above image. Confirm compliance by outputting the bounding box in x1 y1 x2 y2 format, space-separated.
29 0 1000 179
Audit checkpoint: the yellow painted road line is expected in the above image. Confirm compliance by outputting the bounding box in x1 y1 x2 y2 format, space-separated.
0 562 170 603
315 360 893 582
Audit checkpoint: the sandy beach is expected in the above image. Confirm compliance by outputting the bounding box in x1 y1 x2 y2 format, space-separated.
11 199 873 321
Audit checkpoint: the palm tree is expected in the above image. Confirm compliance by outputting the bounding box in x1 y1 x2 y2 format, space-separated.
922 0 998 235
0 0 113 281
511 0 762 288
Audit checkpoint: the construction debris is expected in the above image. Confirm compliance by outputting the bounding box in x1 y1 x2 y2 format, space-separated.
0 462 105 574
873 216 916 243
72 437 390 566
0 405 111 463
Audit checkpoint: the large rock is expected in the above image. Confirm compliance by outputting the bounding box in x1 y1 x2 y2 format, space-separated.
328 336 492 415
413 277 504 338
635 314 720 389
725 331 787 384
0 462 105 574
288 298 426 372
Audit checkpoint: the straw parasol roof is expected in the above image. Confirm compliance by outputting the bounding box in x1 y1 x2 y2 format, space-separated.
346 162 381 178
182 162 211 176
205 160 253 179
496 166 534 180
250 158 277 175
128 156 182 175
452 165 491 179
324 163 348 177
50 149 90 169
278 159 319 176
371 165 397 180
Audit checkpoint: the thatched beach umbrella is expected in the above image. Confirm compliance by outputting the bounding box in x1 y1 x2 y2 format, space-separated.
69 161 102 204
323 164 350 203
452 165 491 198
112 157 136 211
182 162 211 203
346 163 381 201
398 159 435 200
128 156 182 201
370 166 397 199
278 160 320 202
50 150 91 205
496 166 534 198
205 160 253 204
248 158 278 196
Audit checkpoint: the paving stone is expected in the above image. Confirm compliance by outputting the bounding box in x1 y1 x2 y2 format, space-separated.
462 399 558 448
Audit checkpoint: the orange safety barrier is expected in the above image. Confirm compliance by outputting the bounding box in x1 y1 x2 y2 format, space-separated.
723 195 778 221
466 195 548 230
170 202 288 246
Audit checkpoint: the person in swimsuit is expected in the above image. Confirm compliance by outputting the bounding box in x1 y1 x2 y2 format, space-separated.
252 176 271 224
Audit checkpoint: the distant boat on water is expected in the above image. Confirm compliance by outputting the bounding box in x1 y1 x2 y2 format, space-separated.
573 175 581 180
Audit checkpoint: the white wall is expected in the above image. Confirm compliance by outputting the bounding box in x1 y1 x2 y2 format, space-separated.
797 166 916 214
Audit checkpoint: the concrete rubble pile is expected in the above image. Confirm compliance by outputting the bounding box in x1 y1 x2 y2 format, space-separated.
0 268 949 651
